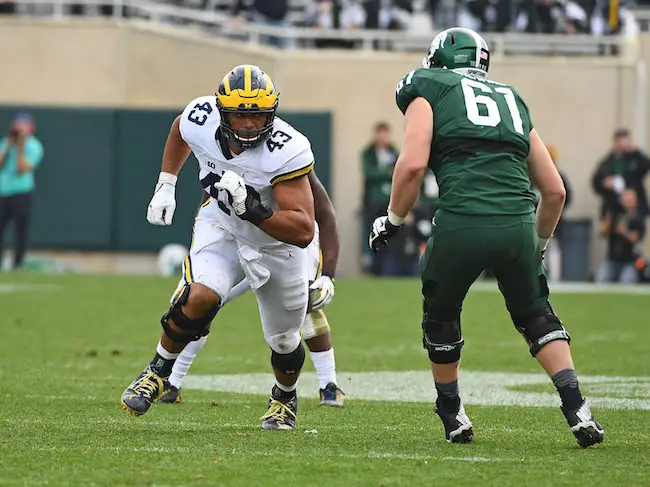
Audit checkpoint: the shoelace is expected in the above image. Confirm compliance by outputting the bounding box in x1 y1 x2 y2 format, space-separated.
132 371 161 399
260 400 295 422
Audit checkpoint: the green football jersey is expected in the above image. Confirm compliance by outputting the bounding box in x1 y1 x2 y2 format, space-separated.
395 68 536 216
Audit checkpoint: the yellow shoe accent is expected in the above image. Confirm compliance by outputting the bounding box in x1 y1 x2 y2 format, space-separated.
260 399 296 430
121 398 145 417
120 368 164 416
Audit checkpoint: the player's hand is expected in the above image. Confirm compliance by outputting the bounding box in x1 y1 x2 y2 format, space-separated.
309 275 335 311
214 170 272 226
539 236 550 260
147 172 177 226
369 215 400 253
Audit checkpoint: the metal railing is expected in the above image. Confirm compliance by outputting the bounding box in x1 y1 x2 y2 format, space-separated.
7 0 634 56
630 7 650 31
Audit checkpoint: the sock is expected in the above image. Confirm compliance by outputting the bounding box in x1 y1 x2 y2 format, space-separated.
168 335 208 388
310 348 337 389
149 341 180 378
435 380 461 413
274 379 297 396
551 368 584 410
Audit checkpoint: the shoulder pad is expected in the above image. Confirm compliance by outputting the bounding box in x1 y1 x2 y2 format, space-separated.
263 118 314 185
395 68 449 115
179 95 219 145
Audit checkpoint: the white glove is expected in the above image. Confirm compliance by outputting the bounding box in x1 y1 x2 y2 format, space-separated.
539 235 551 253
213 170 248 216
309 275 335 311
147 172 177 226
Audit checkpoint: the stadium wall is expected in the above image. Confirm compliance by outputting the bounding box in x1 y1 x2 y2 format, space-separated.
0 106 330 251
2 18 649 275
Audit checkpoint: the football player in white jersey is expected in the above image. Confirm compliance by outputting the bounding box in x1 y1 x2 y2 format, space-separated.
121 65 318 431
159 170 345 407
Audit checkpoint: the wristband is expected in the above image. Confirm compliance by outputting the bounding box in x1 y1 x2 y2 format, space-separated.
387 209 405 226
322 271 336 282
245 204 273 226
158 172 178 186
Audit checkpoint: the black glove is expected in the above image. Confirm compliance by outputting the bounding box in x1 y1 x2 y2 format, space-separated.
214 170 273 226
238 184 273 226
369 215 401 253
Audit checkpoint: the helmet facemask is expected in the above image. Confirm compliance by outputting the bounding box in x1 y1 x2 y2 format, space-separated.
215 64 279 151
217 104 277 151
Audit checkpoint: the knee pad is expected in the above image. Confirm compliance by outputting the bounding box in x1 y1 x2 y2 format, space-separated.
267 329 302 354
422 302 464 364
512 303 571 357
161 284 220 344
302 309 330 340
271 342 305 376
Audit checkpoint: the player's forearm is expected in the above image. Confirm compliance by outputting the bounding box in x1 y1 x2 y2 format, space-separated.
310 171 339 276
536 193 565 239
161 116 191 176
317 209 339 277
259 210 315 248
388 159 426 219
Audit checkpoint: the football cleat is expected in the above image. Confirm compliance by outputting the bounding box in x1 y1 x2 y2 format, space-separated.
120 366 164 416
434 400 474 443
158 378 182 404
561 399 604 448
319 382 345 407
260 386 298 431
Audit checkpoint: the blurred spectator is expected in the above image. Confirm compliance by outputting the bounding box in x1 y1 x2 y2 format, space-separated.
0 0 14 15
427 0 458 30
305 0 365 48
362 0 413 30
70 3 118 17
361 121 399 274
590 0 627 36
592 128 650 218
459 0 516 32
233 0 289 47
595 189 645 284
515 0 590 34
0 112 44 271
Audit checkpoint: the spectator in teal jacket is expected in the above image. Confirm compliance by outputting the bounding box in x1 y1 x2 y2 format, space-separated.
0 112 44 270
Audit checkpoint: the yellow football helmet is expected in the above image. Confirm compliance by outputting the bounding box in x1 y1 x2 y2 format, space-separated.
216 64 279 150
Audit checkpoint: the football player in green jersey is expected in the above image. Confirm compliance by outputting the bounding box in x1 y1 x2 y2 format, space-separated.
369 27 603 448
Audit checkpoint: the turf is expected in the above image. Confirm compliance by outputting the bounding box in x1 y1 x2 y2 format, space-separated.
1 274 649 486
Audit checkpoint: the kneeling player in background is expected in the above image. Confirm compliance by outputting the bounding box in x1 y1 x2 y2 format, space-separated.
160 170 345 407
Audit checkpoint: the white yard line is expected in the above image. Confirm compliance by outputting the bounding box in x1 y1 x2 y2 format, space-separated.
185 370 650 410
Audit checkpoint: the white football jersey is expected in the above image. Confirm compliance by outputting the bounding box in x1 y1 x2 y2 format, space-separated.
179 95 315 248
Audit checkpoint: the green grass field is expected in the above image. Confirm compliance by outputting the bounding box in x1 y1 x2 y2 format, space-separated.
2 274 650 486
